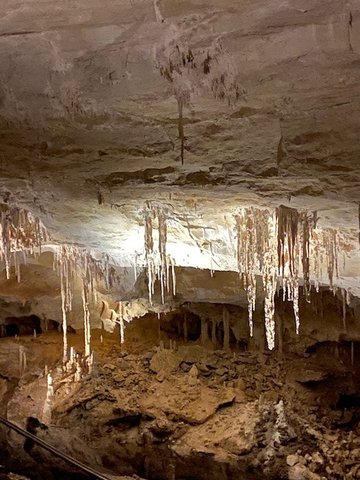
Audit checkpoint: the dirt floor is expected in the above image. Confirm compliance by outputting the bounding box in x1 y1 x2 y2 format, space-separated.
0 323 360 480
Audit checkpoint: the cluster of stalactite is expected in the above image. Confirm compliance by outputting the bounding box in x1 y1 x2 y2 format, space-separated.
54 246 111 362
235 205 343 350
0 203 48 281
144 203 176 304
310 228 340 292
236 208 278 349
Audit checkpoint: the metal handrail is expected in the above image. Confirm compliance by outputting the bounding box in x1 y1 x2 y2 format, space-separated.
0 415 112 480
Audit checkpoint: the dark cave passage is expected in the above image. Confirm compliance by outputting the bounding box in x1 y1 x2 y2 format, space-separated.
0 315 42 337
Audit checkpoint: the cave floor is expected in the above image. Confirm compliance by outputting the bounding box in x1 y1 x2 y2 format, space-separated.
0 330 360 480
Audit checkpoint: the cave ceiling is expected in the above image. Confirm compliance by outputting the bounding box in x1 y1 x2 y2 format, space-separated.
0 0 360 297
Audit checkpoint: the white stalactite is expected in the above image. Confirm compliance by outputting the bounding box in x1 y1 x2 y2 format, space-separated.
143 203 176 304
82 279 91 358
234 205 348 350
0 203 47 281
55 245 112 363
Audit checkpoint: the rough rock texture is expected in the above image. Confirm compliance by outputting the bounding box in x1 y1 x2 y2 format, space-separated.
1 2 360 479
0 0 359 287
1 326 360 480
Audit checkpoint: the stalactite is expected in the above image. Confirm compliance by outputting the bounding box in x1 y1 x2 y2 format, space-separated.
79 250 104 358
236 207 278 348
326 230 339 291
82 278 91 357
158 207 167 303
311 228 339 292
223 307 230 350
0 203 48 280
55 245 112 362
55 246 75 362
293 280 300 335
235 208 259 337
302 212 316 301
170 255 176 296
134 253 139 282
234 204 348 351
358 203 360 247
143 203 176 304
342 288 347 331
263 211 278 349
277 205 299 279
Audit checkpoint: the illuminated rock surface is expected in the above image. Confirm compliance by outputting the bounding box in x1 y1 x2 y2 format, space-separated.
0 0 360 479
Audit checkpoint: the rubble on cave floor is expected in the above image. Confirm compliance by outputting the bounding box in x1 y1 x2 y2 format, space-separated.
1 330 360 480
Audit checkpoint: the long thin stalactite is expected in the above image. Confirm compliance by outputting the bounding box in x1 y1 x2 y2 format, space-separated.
235 205 347 350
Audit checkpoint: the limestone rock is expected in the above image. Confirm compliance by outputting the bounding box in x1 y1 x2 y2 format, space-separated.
288 464 323 480
177 345 208 365
294 369 329 384
150 349 182 376
156 371 165 383
287 454 300 467
188 364 199 386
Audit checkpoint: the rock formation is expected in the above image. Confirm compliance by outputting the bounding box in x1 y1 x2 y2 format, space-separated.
0 0 360 479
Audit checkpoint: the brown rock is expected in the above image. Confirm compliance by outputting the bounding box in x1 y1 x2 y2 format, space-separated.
287 454 300 467
150 349 182 376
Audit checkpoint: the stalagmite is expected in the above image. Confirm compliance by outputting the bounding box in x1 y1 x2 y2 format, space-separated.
223 307 230 350
42 372 54 424
87 352 94 374
75 361 82 382
211 319 216 346
19 346 26 377
183 313 188 342
46 373 54 399
201 318 208 345
69 346 76 366
276 312 283 354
